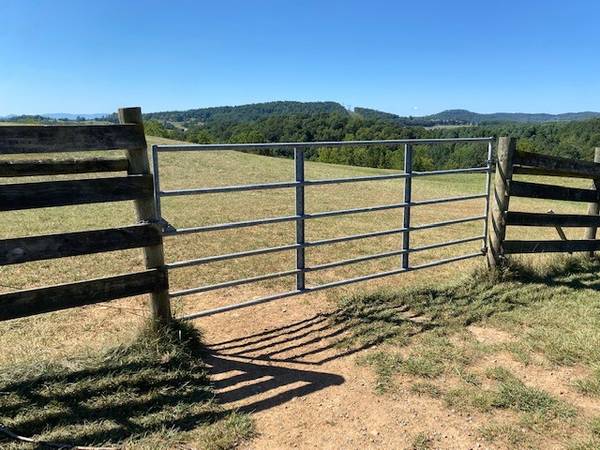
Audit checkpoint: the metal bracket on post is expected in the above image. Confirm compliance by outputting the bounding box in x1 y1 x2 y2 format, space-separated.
402 144 413 269
294 148 306 291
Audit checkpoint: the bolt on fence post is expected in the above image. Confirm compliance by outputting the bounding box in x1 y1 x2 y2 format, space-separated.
402 144 413 269
294 148 306 290
584 147 600 257
482 140 494 253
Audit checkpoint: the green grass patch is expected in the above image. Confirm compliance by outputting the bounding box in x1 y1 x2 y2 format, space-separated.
410 381 442 398
486 367 576 419
410 431 434 450
479 422 532 448
0 321 253 450
574 367 600 397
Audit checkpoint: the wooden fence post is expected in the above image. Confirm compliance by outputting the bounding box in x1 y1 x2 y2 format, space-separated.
487 137 516 268
118 107 171 324
584 147 600 257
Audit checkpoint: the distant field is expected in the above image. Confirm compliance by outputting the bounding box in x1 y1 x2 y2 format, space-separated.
0 136 593 322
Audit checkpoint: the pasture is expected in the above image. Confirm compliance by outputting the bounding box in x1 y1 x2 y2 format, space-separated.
2 135 600 449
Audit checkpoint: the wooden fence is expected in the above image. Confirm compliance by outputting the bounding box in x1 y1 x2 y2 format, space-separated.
488 137 600 267
3 124 600 323
0 107 171 323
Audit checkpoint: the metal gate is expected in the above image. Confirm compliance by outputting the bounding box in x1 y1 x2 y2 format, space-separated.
151 138 494 320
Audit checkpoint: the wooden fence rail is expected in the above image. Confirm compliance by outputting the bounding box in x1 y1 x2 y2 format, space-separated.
488 139 600 267
0 107 171 323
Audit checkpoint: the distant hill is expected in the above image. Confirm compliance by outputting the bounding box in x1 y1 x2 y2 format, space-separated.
41 113 108 120
144 102 600 127
353 107 439 126
5 102 599 126
144 101 347 124
424 109 600 124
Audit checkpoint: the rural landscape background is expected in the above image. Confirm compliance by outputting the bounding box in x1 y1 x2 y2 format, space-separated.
3 0 600 448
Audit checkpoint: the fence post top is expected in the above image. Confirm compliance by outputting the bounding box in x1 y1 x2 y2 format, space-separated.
118 107 143 124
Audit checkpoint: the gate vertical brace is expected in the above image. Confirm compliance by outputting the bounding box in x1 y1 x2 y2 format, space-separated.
402 144 413 269
295 148 306 291
487 137 516 269
584 147 600 257
151 145 163 222
482 140 494 253
118 107 171 324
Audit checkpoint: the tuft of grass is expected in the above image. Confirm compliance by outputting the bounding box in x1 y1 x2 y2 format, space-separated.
443 386 495 413
410 432 434 450
574 367 600 397
0 320 253 450
479 422 531 448
359 334 483 393
358 351 404 394
410 381 442 398
486 366 576 419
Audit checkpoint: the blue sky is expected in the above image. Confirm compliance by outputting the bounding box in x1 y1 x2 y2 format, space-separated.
1 0 599 116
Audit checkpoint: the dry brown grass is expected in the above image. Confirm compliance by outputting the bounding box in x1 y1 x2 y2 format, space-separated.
1 136 599 448
0 136 594 361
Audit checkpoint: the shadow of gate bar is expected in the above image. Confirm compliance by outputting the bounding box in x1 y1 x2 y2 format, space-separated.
0 107 171 323
488 137 600 267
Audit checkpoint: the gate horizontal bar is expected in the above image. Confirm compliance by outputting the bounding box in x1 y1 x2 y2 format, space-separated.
411 193 487 206
308 201 408 219
305 173 408 185
176 251 483 320
156 137 494 153
177 290 303 320
410 235 484 252
165 243 300 269
164 214 299 235
307 226 407 247
158 169 490 198
412 167 490 177
163 194 485 236
161 181 299 196
305 248 408 271
411 215 486 231
305 235 483 272
169 269 299 298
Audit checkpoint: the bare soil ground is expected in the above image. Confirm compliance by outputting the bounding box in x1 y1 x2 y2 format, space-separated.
197 292 557 449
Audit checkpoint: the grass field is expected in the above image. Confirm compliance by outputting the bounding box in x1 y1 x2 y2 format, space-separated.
1 135 599 448
0 136 591 317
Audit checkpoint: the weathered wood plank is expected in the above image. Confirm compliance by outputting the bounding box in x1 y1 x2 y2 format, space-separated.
505 211 600 227
0 270 167 321
0 124 146 154
0 224 160 265
0 157 129 177
503 239 600 254
513 150 600 179
512 166 598 178
510 180 599 203
0 175 153 211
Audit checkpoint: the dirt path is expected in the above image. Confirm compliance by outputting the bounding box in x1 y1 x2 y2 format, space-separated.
197 293 497 450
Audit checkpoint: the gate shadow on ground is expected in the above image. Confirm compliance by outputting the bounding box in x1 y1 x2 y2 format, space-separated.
203 310 433 412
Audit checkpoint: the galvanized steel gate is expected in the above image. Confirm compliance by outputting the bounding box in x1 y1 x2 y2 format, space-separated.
151 138 494 320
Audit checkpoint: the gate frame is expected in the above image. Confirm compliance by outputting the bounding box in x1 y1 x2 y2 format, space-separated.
152 137 495 319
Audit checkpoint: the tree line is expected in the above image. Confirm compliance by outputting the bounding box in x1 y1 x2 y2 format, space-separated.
144 112 600 171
